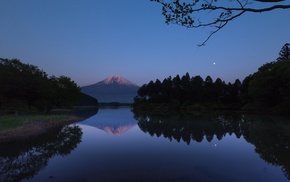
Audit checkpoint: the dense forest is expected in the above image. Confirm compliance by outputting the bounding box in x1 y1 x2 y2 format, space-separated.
134 43 290 113
0 58 84 114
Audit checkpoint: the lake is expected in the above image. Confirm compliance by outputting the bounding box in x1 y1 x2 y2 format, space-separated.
0 107 289 182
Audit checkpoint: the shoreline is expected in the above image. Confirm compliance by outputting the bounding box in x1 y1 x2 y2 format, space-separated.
0 116 83 142
132 102 290 116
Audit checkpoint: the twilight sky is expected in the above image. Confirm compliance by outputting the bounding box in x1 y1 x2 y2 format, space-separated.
1 0 289 87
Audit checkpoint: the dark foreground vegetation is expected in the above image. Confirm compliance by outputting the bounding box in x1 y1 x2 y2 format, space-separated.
0 58 99 140
0 58 98 114
0 58 82 114
134 43 290 114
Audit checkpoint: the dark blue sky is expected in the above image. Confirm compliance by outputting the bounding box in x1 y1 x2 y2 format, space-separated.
1 0 289 86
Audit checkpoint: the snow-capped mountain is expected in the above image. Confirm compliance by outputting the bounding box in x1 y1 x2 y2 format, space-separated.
100 75 137 87
81 75 139 103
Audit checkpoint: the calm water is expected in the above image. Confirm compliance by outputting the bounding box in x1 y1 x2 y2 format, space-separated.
1 107 289 182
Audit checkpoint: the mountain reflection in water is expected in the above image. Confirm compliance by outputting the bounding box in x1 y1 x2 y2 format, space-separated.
80 107 137 136
1 108 289 182
134 112 290 180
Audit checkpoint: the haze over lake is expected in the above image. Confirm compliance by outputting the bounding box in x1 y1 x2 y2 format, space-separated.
1 107 289 182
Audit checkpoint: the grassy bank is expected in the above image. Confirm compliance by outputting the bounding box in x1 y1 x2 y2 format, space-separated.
0 114 83 141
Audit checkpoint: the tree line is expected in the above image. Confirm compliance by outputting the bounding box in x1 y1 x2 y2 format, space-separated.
134 43 290 112
135 72 243 106
0 58 81 114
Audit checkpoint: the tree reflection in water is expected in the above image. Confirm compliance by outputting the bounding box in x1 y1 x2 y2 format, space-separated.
135 112 290 179
0 124 82 182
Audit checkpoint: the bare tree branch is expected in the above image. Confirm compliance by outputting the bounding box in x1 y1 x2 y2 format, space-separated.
151 0 290 46
198 10 246 46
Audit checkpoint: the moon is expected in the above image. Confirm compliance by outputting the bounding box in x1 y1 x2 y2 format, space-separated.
213 62 216 65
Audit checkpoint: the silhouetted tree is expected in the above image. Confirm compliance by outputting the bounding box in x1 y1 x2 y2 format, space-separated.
248 59 290 107
146 80 155 101
277 43 290 61
134 73 246 109
151 0 290 46
172 74 182 103
153 79 162 102
50 75 81 109
137 84 148 100
161 76 173 102
230 79 242 102
240 74 254 103
181 72 191 102
191 75 204 102
214 78 225 102
0 58 82 113
0 58 51 112
204 76 215 102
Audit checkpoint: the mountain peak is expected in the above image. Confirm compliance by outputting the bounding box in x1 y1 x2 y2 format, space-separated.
81 75 139 103
100 75 138 87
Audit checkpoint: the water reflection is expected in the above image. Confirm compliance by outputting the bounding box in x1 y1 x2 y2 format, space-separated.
1 108 289 182
80 107 137 136
0 124 82 182
135 112 290 180
74 106 99 119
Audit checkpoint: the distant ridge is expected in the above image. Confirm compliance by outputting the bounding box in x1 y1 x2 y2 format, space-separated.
81 75 139 103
